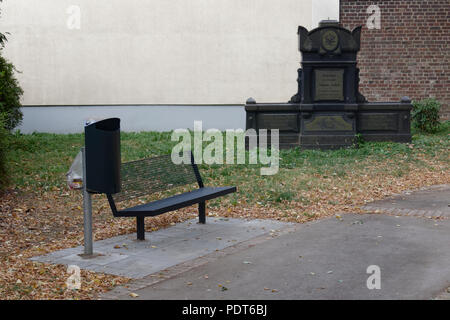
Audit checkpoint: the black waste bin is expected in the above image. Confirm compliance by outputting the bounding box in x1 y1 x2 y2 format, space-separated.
84 118 121 194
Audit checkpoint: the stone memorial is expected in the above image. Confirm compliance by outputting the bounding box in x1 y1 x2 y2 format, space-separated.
245 20 412 149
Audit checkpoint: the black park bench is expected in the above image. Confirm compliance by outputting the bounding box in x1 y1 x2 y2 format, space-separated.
105 152 237 240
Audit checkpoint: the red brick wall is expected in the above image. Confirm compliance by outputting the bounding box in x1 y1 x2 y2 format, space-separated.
340 0 450 118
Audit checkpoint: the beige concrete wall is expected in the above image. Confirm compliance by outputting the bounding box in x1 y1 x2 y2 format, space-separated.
2 0 338 106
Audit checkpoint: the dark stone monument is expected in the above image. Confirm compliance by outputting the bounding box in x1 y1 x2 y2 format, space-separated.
245 20 412 149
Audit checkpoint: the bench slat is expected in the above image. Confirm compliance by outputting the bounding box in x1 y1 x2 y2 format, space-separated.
114 186 236 217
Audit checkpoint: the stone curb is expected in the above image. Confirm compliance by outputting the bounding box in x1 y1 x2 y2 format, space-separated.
361 206 447 219
361 184 449 219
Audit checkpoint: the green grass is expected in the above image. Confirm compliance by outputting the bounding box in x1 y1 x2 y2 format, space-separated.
4 121 449 207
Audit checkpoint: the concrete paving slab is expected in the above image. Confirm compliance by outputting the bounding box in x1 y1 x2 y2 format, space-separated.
30 217 294 279
106 214 450 300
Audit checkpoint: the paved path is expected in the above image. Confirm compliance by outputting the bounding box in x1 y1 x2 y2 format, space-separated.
103 185 450 300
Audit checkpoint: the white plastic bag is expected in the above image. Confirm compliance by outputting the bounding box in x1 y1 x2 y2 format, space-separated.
66 151 83 190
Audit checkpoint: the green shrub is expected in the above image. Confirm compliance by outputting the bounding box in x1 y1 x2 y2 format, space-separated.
0 53 23 131
0 112 10 190
412 98 441 133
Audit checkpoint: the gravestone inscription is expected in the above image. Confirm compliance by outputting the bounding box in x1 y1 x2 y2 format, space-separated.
315 69 344 102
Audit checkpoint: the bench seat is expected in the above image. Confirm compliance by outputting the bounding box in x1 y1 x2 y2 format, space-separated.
114 186 236 217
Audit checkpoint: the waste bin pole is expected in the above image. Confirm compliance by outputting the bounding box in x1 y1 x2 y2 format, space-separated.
81 147 93 255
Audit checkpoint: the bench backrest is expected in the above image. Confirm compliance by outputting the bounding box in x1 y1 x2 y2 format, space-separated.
110 152 203 203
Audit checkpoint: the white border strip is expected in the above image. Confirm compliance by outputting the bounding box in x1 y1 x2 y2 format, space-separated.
17 105 246 134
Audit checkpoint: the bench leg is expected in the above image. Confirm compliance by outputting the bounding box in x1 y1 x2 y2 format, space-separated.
137 216 145 240
199 202 206 224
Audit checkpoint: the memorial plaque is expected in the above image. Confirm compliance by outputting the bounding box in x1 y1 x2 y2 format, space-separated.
304 114 353 132
314 69 344 101
258 113 299 131
358 113 399 131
